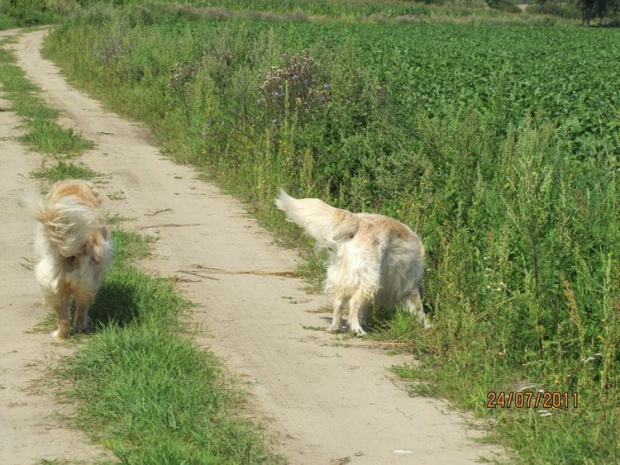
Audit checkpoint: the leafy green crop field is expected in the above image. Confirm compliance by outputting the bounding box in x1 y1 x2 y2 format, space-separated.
43 3 619 463
60 0 515 19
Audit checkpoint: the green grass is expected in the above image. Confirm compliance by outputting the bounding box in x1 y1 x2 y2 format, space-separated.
0 53 92 158
0 47 16 63
30 160 98 181
61 0 581 25
19 119 95 156
106 214 136 225
0 1 62 30
0 62 39 92
0 36 17 47
52 230 278 464
11 92 60 120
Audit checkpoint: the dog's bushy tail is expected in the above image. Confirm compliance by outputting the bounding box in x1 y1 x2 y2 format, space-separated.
22 191 102 258
275 189 359 248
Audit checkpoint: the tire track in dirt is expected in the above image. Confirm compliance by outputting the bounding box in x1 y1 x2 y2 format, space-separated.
10 29 503 464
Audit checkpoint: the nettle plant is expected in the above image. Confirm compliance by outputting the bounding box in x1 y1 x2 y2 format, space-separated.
258 51 331 125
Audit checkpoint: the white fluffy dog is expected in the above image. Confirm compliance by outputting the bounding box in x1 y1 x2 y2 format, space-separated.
23 180 112 340
275 189 430 336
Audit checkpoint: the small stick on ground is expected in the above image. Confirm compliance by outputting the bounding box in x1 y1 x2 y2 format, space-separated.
192 264 298 277
139 223 201 230
176 270 220 281
144 208 173 217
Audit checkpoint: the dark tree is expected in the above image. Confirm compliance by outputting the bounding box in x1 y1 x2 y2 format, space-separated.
579 0 620 24
580 0 596 25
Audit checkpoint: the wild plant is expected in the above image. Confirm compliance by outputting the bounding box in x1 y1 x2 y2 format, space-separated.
258 51 331 126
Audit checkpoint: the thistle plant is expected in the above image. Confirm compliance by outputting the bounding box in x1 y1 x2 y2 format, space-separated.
258 51 330 125
92 32 128 68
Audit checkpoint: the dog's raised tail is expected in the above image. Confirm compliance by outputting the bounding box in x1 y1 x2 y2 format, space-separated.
22 191 100 258
275 189 359 247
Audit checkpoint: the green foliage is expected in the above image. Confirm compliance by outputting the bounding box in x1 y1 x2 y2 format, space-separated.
42 5 620 463
577 0 620 25
30 160 98 181
20 119 95 156
0 62 39 92
528 1 581 19
0 0 61 28
0 60 83 160
11 91 60 120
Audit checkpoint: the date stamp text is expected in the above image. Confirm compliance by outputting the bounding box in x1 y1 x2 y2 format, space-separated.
487 391 578 409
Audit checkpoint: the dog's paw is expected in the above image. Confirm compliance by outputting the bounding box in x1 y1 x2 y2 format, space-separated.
51 330 65 341
77 315 91 332
326 323 341 333
350 324 367 337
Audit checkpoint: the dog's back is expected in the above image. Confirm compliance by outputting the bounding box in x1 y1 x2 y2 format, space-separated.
354 213 425 305
24 180 107 261
327 212 425 303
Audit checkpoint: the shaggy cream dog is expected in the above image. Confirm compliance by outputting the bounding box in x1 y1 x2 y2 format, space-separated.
275 189 430 336
23 180 112 340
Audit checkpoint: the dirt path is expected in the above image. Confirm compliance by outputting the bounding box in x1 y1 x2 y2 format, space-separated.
0 29 113 465
4 29 502 464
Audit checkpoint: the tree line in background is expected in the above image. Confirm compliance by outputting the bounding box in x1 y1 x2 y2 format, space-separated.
576 0 620 25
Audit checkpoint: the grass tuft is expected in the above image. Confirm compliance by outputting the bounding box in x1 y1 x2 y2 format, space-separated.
0 63 39 92
12 92 59 120
20 119 95 156
30 160 98 181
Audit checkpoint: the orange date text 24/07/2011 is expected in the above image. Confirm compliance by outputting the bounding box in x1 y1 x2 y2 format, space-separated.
486 391 578 409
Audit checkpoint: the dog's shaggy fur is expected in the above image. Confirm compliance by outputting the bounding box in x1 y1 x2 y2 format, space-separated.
23 180 112 340
275 189 430 336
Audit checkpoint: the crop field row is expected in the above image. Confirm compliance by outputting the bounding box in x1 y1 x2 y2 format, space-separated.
44 4 620 463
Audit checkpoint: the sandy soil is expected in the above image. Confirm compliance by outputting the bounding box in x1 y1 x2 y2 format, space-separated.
1 29 503 464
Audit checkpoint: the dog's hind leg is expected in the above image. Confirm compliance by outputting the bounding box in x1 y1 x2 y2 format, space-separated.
72 288 95 333
46 288 72 340
405 288 432 329
347 290 372 336
327 297 347 333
